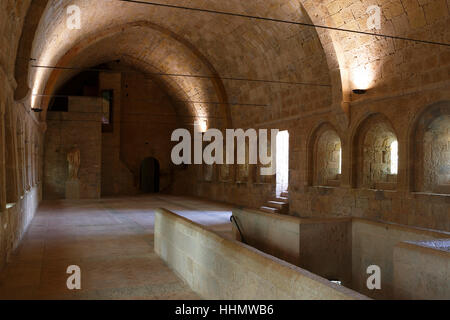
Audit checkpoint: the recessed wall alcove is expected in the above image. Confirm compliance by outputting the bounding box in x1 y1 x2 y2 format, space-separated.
308 123 342 187
352 114 398 190
411 101 450 195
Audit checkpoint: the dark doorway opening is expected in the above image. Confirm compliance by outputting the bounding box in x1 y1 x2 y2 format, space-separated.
140 157 160 193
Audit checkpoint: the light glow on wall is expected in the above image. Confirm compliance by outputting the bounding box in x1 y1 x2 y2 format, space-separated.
338 147 342 175
351 65 374 90
390 140 398 175
195 119 208 133
31 86 40 110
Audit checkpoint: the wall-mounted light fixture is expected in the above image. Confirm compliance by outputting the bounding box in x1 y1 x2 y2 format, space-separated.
352 89 367 95
31 108 43 112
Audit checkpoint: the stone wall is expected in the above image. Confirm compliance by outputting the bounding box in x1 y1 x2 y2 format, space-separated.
313 126 342 186
155 208 368 300
393 240 450 299
2 0 449 271
0 0 41 270
154 1 450 233
422 116 450 192
231 208 450 299
99 72 136 196
0 186 40 271
351 218 450 299
99 71 181 196
233 208 353 287
44 97 102 199
356 114 398 190
187 96 450 232
119 72 179 193
232 208 301 267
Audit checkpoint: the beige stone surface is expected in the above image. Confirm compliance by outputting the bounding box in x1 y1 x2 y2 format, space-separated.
351 218 450 299
0 0 42 269
233 208 301 267
155 208 369 300
232 208 450 299
0 195 234 300
0 186 41 272
394 240 450 299
0 0 449 301
44 97 103 200
99 72 137 197
65 179 80 200
234 208 352 288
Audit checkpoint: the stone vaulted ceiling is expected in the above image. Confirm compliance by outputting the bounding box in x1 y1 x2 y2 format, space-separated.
15 0 450 128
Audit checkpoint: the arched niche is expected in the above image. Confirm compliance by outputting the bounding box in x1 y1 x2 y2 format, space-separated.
308 123 342 187
411 101 450 194
353 114 398 190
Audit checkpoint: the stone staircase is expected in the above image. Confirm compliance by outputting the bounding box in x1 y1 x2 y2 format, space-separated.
260 191 289 215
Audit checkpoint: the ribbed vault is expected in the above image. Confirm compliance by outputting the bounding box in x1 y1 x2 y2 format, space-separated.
20 0 335 128
15 0 449 128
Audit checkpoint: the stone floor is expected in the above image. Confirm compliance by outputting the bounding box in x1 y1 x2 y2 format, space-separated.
0 194 234 300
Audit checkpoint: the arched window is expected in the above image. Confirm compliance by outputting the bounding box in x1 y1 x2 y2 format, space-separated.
412 102 450 194
353 114 398 190
309 124 342 187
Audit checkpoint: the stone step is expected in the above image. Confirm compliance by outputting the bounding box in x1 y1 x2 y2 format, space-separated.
271 196 288 203
260 206 279 214
267 201 286 210
280 191 289 198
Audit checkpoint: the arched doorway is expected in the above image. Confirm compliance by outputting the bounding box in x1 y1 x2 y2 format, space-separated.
140 157 160 193
276 130 289 197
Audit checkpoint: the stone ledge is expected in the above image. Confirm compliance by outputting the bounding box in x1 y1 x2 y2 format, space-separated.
399 239 450 255
155 207 368 300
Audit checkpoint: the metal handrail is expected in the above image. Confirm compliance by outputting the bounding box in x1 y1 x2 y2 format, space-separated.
230 215 246 244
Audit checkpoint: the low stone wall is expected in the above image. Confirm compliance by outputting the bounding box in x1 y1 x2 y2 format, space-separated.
351 218 450 299
232 208 450 299
299 217 352 286
154 208 367 300
232 208 352 286
393 240 450 300
232 208 301 266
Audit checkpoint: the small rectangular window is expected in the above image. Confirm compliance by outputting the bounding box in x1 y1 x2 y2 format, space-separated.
390 141 398 175
101 90 113 132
